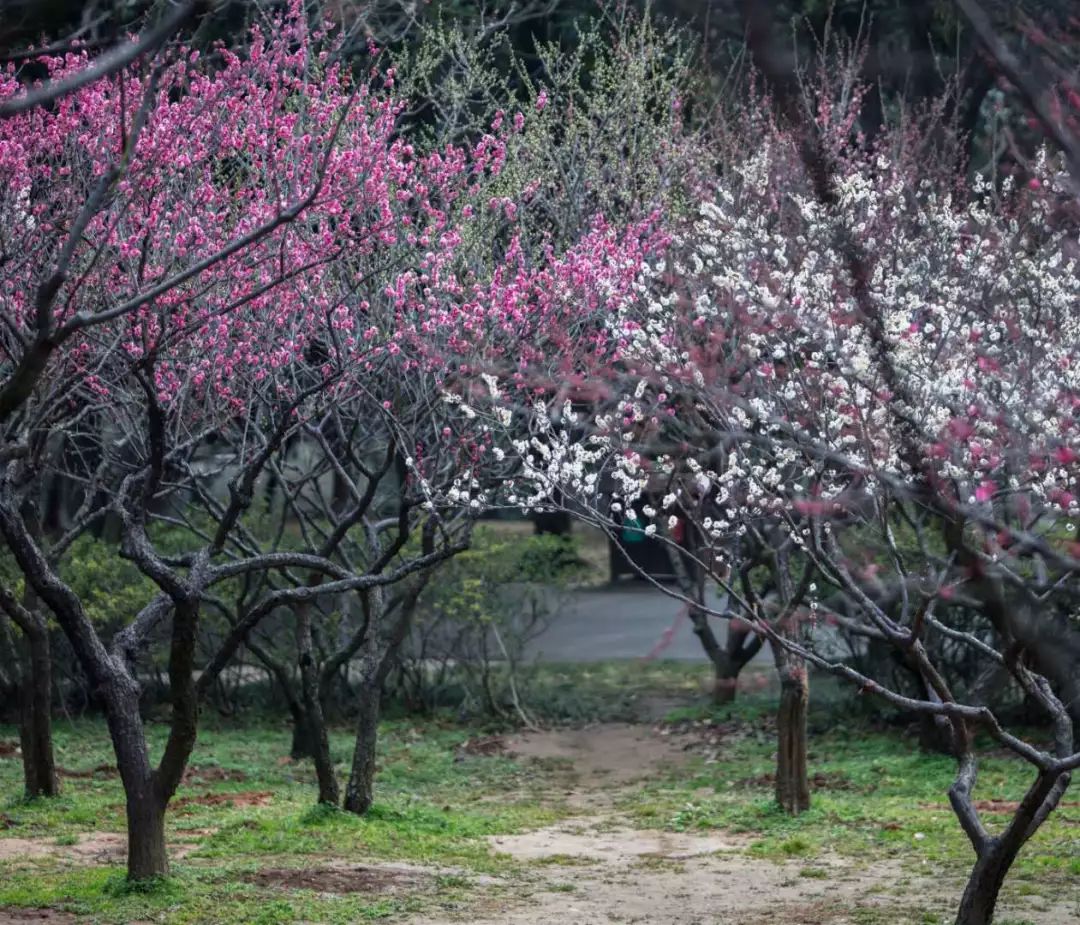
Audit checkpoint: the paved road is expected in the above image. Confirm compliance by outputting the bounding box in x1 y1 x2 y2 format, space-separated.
525 582 770 663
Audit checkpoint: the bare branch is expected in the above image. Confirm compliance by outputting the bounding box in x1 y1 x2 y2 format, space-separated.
0 1 204 118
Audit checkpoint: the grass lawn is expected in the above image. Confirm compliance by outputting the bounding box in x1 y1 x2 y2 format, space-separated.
0 662 1077 924
0 718 557 923
632 704 1080 886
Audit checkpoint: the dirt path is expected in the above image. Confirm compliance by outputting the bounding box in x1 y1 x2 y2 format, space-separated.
411 723 1076 925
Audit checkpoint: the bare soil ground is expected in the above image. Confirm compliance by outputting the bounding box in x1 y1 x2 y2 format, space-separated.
0 910 81 924
0 833 128 866
0 830 202 867
173 790 273 811
245 861 431 895
411 723 1077 925
416 851 954 925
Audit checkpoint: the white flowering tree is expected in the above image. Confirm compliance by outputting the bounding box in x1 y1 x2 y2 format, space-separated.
467 62 1080 920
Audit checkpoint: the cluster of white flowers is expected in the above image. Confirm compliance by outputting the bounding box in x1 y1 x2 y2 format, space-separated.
452 143 1080 553
608 147 1078 528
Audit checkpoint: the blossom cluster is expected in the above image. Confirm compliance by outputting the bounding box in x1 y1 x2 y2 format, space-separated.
0 1 673 531
477 119 1080 557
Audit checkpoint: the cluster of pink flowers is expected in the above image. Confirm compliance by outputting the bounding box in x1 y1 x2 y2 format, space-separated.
0 0 662 467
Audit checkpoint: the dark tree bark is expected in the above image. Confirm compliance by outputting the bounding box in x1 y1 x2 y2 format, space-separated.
912 662 956 756
342 586 421 816
666 526 762 703
687 601 729 700
306 697 338 805
955 844 1016 925
126 792 168 882
944 518 1080 739
713 620 764 704
954 766 1069 925
243 639 314 760
0 613 18 716
289 705 319 761
0 496 209 880
104 674 169 880
712 656 740 703
918 712 955 756
297 602 339 805
343 680 380 815
17 620 59 798
112 597 202 880
773 642 810 815
0 588 59 798
217 560 443 812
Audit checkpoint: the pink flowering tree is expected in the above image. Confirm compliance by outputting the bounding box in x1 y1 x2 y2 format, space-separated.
0 3 662 877
0 6 450 875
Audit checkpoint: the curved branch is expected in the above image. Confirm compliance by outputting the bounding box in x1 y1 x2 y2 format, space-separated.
0 1 203 118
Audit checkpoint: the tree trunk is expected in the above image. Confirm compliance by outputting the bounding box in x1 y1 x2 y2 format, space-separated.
712 651 741 704
687 603 733 703
290 706 318 761
306 689 338 805
125 787 168 881
713 622 763 704
0 496 197 880
343 682 380 815
243 640 312 760
0 612 19 717
1 588 59 799
106 593 201 882
104 679 170 880
918 712 954 755
297 604 338 805
954 842 1017 925
773 645 810 814
340 584 422 815
953 766 1068 925
18 622 59 798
